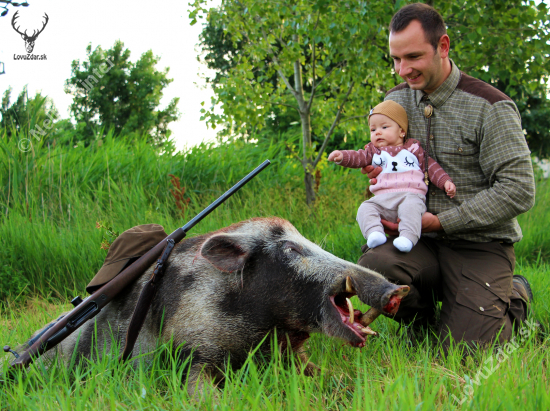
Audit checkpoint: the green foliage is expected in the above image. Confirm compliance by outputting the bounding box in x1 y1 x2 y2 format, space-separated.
195 0 550 167
192 0 398 203
441 0 550 157
64 40 180 146
518 88 550 157
444 0 550 102
0 87 61 142
193 0 394 133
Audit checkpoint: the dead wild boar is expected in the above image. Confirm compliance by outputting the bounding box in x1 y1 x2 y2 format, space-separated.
21 217 409 394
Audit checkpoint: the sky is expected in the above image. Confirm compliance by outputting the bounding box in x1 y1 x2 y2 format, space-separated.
0 0 220 151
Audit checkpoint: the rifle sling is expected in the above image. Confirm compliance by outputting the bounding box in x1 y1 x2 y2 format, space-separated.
120 238 176 362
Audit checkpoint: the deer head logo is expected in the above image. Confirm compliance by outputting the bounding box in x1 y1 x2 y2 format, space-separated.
11 11 49 54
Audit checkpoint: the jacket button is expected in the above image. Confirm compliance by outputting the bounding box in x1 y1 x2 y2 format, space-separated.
431 191 436 196
479 307 485 311
486 282 490 287
429 134 434 140
458 147 463 153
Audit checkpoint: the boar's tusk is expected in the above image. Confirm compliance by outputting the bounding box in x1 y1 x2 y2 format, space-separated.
345 276 355 293
361 326 377 336
346 298 354 324
359 307 382 327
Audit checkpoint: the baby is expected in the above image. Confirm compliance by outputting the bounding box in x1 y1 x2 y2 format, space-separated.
328 100 456 253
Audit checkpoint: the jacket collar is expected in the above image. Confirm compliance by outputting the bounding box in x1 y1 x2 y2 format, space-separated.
415 59 461 108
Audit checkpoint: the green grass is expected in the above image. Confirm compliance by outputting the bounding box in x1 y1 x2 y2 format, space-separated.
2 287 549 410
1 130 549 409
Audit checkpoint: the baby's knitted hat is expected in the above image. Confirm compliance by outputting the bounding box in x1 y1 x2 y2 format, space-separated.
368 100 408 134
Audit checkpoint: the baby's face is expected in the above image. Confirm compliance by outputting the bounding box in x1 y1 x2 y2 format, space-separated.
369 114 405 148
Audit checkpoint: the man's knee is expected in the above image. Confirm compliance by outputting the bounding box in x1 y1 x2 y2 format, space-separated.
357 239 439 287
440 281 512 347
357 242 402 281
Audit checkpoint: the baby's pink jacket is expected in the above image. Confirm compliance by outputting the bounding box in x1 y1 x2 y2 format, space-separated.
337 139 452 196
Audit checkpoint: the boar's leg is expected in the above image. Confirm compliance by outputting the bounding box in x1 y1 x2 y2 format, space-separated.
277 331 320 377
186 363 223 398
294 346 321 377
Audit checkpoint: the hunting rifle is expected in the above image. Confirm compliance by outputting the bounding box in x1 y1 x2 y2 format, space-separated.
4 160 271 372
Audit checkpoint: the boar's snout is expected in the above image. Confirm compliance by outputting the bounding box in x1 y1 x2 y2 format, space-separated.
346 273 410 314
379 284 410 315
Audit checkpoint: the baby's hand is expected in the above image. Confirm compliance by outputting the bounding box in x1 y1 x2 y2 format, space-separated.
328 150 343 163
445 181 456 198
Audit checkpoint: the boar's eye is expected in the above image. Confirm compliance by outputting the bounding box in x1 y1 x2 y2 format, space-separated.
282 241 304 256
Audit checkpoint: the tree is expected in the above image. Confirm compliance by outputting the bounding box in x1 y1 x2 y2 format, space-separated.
0 87 77 148
1 86 58 138
198 6 366 153
516 85 550 157
193 0 550 204
192 0 398 205
64 41 180 146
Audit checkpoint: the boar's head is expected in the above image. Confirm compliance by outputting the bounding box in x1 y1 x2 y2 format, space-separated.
197 217 408 349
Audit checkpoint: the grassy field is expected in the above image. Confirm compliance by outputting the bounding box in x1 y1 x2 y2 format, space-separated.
1 132 549 410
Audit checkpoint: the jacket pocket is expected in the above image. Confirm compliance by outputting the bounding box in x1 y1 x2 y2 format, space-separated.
441 145 479 157
456 292 507 319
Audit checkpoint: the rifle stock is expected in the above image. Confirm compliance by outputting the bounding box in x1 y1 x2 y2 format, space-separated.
7 160 270 371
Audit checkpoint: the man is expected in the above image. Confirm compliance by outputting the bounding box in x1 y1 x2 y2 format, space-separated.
358 3 535 349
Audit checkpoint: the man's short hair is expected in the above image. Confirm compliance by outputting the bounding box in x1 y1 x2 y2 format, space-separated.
389 3 447 51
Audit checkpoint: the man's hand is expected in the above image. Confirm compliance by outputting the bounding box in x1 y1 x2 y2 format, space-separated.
420 212 443 232
328 150 343 163
445 181 456 198
381 212 443 236
363 165 383 184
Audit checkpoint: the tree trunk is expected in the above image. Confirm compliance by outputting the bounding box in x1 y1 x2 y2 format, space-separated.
304 167 316 205
293 51 316 206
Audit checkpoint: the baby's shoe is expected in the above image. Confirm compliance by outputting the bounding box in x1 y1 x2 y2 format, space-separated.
367 232 387 248
393 236 413 253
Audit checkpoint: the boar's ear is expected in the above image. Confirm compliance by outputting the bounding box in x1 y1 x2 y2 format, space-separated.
200 234 251 273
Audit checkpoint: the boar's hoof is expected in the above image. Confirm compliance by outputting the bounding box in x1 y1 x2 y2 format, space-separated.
301 361 321 377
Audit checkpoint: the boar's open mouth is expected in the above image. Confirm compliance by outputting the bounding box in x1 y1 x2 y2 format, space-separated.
329 293 375 348
328 276 409 348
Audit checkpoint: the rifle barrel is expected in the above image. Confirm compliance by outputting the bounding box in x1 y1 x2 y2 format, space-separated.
181 159 270 233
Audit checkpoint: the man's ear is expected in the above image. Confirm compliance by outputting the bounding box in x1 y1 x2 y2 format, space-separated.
438 34 450 59
200 234 251 272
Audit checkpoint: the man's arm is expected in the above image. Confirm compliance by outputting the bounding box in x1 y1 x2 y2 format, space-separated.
437 100 535 234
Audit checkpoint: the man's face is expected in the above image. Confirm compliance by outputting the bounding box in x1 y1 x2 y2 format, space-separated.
389 20 449 94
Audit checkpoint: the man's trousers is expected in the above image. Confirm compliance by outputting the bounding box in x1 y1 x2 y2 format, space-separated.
357 237 527 348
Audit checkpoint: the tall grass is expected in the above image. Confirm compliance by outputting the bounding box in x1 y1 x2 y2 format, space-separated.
1 129 548 300
0 130 368 300
1 129 549 409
